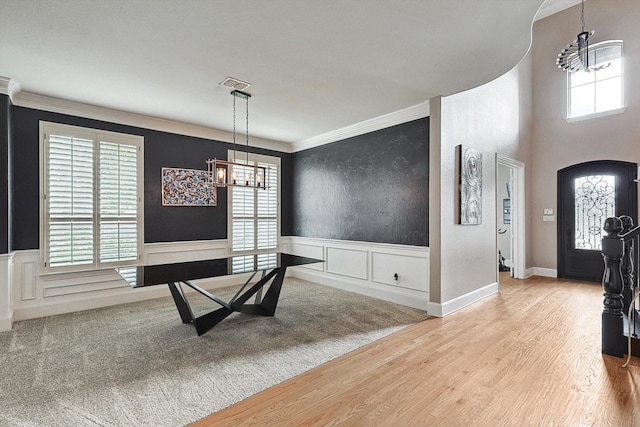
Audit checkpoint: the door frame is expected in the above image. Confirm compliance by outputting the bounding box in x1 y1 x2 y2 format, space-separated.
557 160 638 281
496 154 525 279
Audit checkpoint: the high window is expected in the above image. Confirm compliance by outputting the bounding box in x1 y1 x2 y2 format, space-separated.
567 40 623 120
228 151 280 253
40 122 143 273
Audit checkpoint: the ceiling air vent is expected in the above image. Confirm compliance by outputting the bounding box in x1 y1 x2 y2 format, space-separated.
220 77 251 91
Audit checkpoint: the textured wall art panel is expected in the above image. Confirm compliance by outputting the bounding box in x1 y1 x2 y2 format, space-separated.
291 118 429 246
458 145 482 225
161 167 216 206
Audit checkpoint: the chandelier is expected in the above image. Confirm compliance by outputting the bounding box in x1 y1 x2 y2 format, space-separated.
555 0 598 72
207 89 269 190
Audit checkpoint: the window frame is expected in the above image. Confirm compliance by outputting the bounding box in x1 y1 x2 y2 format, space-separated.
566 40 625 122
39 121 144 274
226 150 281 254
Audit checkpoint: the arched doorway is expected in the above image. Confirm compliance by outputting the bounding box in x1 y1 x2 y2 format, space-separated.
557 160 638 282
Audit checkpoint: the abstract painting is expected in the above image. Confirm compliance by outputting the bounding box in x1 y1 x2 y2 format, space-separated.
459 145 482 224
161 167 216 206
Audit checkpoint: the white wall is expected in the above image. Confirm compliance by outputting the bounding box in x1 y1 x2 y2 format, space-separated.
429 55 532 313
530 0 640 271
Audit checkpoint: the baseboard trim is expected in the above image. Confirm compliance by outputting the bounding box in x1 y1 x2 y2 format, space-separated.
427 281 499 317
0 312 14 332
0 252 13 331
290 267 428 311
529 267 558 278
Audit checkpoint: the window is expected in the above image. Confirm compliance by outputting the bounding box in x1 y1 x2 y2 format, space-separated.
40 122 143 273
567 40 623 120
574 174 615 250
231 253 278 274
228 152 280 253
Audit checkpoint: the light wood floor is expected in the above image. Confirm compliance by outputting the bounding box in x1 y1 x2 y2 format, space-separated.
191 275 640 426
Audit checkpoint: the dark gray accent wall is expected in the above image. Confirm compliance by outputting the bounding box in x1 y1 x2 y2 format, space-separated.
10 106 292 250
0 95 10 254
291 118 429 246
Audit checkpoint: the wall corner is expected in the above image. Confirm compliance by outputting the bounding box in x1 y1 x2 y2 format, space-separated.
0 253 14 331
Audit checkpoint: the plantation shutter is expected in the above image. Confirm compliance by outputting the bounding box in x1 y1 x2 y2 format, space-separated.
257 161 278 250
230 155 279 252
43 123 142 273
231 163 256 252
47 134 95 267
99 141 139 263
231 252 278 274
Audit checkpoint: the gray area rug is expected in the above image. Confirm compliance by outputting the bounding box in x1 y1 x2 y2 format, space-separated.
0 278 426 426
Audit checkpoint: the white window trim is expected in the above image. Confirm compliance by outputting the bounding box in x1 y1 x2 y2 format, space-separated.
39 121 144 275
566 40 624 121
565 107 626 123
226 150 281 254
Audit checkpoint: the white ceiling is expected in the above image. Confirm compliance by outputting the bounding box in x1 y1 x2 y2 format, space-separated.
0 0 578 145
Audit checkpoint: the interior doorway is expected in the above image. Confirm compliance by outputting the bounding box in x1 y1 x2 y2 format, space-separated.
497 163 513 278
496 154 525 281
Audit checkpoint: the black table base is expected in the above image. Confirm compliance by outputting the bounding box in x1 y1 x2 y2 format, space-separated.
167 264 287 336
117 252 323 336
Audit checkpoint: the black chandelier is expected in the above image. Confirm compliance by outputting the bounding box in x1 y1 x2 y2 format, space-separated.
555 0 597 72
207 89 269 190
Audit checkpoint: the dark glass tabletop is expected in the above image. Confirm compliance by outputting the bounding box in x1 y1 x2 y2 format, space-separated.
116 252 323 288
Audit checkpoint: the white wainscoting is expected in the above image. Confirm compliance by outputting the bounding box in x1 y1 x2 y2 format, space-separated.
281 236 429 310
326 247 369 280
144 240 228 265
7 238 429 326
9 240 238 323
0 253 14 331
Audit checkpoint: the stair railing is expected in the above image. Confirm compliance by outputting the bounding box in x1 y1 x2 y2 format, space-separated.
601 215 640 357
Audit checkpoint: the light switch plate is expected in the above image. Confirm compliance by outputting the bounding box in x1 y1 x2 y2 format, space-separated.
543 208 554 215
543 215 555 222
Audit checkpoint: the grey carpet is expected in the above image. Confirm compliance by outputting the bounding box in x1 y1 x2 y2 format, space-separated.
0 278 426 426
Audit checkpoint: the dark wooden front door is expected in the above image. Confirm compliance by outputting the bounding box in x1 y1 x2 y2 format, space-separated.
558 160 637 282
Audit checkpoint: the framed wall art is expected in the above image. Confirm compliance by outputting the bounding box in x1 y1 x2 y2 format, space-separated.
161 167 216 206
458 145 482 224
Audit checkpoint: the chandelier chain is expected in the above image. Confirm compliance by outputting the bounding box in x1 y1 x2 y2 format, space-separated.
581 0 585 33
233 94 237 162
246 95 249 164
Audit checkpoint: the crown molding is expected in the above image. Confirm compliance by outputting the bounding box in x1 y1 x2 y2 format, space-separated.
10 88 430 155
11 91 292 153
0 76 22 102
292 101 430 153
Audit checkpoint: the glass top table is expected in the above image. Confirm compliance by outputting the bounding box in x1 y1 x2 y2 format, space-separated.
116 252 323 335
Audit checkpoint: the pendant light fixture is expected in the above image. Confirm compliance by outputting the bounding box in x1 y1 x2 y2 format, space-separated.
207 88 269 190
555 0 596 72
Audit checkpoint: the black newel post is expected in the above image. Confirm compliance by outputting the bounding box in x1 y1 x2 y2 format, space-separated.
601 217 626 357
619 215 635 314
